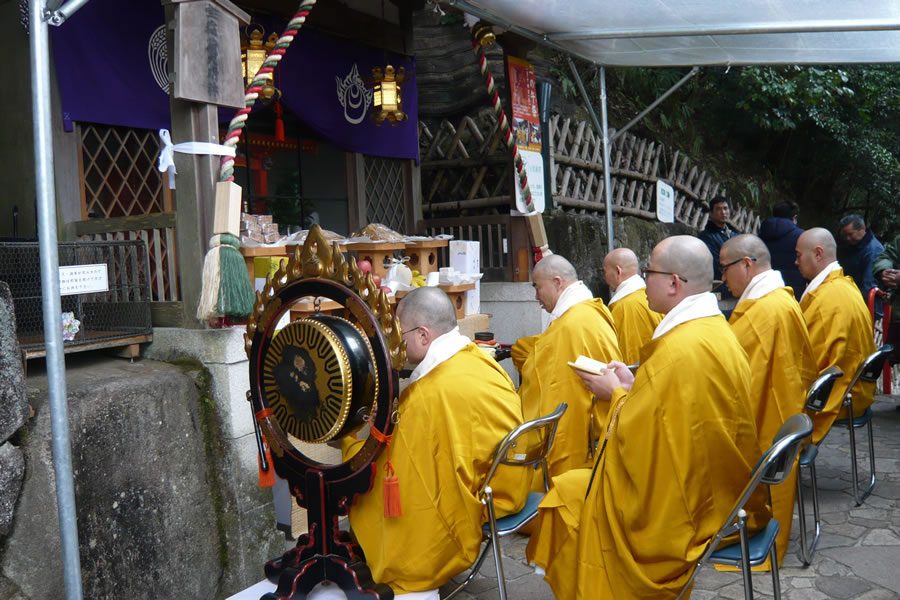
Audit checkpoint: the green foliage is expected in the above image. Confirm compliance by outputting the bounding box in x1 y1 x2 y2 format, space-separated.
559 60 899 235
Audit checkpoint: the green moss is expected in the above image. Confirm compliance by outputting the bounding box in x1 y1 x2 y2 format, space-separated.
172 359 231 573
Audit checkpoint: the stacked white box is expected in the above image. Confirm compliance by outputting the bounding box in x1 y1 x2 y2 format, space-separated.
449 240 481 316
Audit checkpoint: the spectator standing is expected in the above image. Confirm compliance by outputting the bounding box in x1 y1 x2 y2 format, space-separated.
873 234 900 365
838 214 884 301
698 195 738 299
758 200 806 299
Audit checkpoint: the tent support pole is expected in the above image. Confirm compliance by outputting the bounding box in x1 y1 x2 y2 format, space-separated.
567 58 615 251
612 66 700 142
29 1 84 598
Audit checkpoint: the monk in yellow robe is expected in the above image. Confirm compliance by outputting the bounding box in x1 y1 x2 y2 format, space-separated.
527 236 768 599
603 248 664 365
721 234 817 566
343 287 529 595
796 228 876 443
513 254 621 489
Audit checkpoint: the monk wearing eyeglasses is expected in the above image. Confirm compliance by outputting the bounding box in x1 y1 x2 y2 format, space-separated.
720 233 816 567
526 236 766 599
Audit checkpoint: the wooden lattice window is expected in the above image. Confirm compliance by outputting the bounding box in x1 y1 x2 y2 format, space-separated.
76 124 178 303
77 124 172 219
364 156 406 232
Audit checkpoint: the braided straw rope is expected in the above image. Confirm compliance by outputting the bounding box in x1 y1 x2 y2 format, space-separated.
219 0 317 182
470 34 535 213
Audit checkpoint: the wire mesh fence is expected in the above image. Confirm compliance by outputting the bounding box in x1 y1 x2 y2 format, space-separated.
0 240 152 352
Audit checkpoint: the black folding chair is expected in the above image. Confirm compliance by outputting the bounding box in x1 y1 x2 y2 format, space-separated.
442 403 567 600
677 414 814 600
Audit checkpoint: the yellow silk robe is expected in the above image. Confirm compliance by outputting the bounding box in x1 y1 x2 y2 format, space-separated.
515 299 621 489
527 316 768 600
800 269 876 443
609 289 663 365
343 345 529 594
728 286 816 566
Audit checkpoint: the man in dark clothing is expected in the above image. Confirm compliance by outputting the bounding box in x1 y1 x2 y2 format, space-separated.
698 195 738 299
758 200 806 299
874 235 900 365
837 214 884 301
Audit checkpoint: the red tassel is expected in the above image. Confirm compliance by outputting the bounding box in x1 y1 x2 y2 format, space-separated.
383 461 402 518
258 443 275 488
274 101 285 142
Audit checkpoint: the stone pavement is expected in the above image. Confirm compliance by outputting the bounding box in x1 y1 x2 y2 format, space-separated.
439 394 900 600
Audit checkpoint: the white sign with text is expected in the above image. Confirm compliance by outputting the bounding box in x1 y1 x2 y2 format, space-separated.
656 179 675 223
59 264 109 296
513 149 546 214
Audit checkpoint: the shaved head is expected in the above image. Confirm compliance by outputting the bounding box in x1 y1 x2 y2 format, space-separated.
532 254 579 313
654 236 714 293
722 234 772 268
603 247 640 290
533 254 578 283
605 248 639 273
795 227 838 281
397 287 457 336
798 228 837 260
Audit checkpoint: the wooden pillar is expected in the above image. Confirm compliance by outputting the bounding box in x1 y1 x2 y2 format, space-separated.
346 152 367 232
163 0 249 327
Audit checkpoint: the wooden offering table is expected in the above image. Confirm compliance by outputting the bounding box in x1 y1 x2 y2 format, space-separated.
342 242 405 279
402 239 449 276
239 245 290 282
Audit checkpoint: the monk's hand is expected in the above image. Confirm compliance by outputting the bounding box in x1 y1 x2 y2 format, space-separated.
606 361 635 390
577 368 621 401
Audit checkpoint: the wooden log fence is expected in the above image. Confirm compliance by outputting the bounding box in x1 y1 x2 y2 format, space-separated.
419 111 761 234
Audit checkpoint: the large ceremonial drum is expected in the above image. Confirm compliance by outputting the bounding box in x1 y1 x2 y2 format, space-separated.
262 314 378 443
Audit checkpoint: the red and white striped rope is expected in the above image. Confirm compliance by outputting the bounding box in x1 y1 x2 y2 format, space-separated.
471 36 535 213
219 0 317 182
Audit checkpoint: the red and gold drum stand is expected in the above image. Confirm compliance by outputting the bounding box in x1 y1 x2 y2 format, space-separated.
245 226 404 599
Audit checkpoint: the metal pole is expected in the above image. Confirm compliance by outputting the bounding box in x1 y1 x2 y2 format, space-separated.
29 2 84 599
48 0 91 25
612 67 700 143
566 58 615 250
599 67 614 252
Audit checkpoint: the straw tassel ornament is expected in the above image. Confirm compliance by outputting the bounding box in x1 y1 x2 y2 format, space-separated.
196 181 256 322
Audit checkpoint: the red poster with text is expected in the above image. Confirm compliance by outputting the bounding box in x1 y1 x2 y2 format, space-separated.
506 56 541 152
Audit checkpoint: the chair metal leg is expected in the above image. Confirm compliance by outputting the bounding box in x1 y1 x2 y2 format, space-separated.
848 410 860 504
484 487 508 600
796 459 820 566
737 510 754 600
441 539 492 600
769 540 782 600
852 418 877 505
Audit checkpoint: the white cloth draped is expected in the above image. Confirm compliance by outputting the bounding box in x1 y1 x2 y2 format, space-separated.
800 261 842 301
408 327 471 383
549 280 594 321
652 292 721 340
738 269 786 304
609 274 646 306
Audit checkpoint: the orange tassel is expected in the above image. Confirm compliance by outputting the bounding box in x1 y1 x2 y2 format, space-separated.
371 424 402 518
258 443 276 488
383 461 402 518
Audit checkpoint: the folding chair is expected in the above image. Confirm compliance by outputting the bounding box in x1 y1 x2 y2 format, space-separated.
677 413 814 600
796 366 842 566
442 402 567 600
832 344 893 506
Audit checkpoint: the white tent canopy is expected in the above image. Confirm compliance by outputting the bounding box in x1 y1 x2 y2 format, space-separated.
451 0 900 66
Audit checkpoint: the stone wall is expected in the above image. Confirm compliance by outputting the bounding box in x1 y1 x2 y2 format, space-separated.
0 282 27 541
0 321 284 598
544 211 695 297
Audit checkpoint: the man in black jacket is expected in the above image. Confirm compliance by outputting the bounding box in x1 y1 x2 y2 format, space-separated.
698 195 738 299
759 200 806 299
